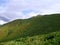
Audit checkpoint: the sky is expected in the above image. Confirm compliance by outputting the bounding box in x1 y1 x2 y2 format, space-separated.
0 0 60 25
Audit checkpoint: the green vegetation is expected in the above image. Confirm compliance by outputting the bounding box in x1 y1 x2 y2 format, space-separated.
0 31 60 45
0 14 60 45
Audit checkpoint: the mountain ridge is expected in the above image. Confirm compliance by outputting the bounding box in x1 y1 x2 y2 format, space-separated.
0 14 60 43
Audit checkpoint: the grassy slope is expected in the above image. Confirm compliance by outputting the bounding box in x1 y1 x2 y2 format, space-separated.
0 14 60 44
0 31 60 45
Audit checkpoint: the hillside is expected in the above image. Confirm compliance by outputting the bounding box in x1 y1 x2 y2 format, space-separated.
0 31 60 45
0 14 60 45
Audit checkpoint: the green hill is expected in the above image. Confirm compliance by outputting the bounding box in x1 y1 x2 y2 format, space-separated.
1 31 60 45
0 14 60 45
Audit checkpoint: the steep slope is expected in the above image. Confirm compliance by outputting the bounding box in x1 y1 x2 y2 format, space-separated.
0 14 60 42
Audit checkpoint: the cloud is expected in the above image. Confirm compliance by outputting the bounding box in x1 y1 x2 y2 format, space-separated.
0 0 60 25
0 20 7 25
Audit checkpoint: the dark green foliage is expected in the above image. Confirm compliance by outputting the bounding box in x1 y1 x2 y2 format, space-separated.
44 35 54 41
0 31 60 45
7 30 13 36
0 14 60 45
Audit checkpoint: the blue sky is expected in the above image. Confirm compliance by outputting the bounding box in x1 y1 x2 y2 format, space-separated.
0 0 60 25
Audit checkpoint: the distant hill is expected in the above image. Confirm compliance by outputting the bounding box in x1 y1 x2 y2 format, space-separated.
0 14 60 43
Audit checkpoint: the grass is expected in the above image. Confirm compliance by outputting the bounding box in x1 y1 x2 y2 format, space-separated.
0 31 60 45
0 14 60 45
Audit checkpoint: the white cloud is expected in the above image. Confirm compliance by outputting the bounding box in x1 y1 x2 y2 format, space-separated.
25 12 39 19
0 0 60 24
0 20 7 25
